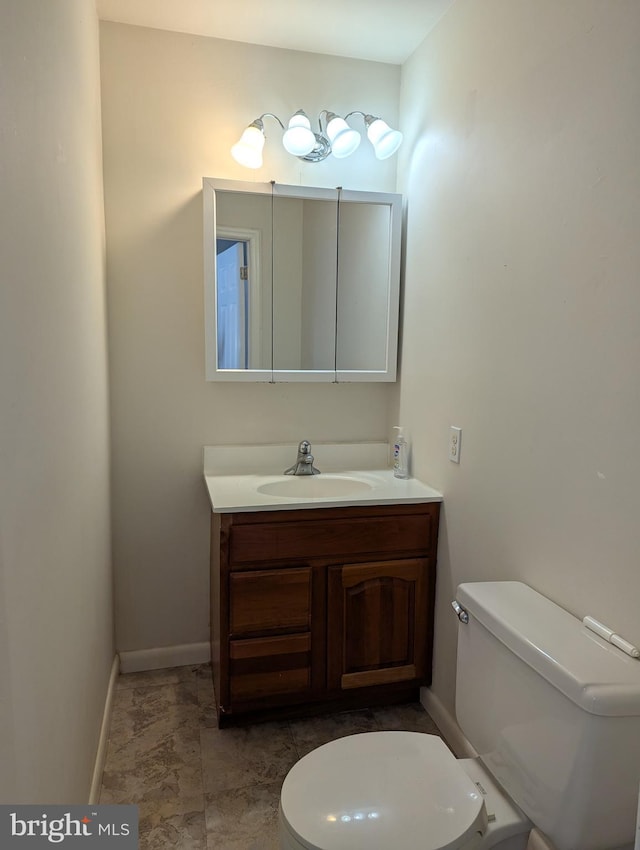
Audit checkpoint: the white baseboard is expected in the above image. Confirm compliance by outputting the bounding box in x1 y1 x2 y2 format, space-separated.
118 641 211 674
419 685 478 758
89 654 120 805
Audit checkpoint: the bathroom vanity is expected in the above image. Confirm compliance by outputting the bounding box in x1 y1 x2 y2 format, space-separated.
204 444 442 726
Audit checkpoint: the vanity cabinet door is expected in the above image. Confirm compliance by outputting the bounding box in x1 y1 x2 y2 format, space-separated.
327 559 430 691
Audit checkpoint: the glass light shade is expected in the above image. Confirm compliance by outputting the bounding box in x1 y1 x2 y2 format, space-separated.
326 116 361 159
366 118 403 159
231 125 265 169
282 112 316 156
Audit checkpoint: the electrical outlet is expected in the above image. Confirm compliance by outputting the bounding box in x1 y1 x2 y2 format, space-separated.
449 426 462 463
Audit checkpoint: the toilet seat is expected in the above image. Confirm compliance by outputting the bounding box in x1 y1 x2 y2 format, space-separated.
280 731 488 850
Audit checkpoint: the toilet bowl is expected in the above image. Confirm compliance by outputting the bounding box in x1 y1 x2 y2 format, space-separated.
279 731 530 850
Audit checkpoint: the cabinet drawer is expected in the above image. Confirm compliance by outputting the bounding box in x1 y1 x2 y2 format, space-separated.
230 633 311 701
230 567 311 636
230 511 433 565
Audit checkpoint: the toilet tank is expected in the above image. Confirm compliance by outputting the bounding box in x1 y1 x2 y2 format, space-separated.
454 581 640 850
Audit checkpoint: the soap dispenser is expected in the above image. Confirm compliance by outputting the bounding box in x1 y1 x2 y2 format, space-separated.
392 426 409 479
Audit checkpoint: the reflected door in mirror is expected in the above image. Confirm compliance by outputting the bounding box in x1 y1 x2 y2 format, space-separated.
215 190 273 372
216 240 247 369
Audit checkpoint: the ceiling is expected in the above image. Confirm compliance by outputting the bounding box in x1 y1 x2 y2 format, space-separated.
96 0 455 65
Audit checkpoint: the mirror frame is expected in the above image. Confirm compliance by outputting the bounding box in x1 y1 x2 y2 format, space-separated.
203 178 401 382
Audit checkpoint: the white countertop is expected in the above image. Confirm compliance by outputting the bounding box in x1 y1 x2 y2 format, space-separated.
203 442 442 513
204 469 443 513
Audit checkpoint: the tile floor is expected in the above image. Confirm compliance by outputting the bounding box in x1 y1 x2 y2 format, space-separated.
100 664 443 849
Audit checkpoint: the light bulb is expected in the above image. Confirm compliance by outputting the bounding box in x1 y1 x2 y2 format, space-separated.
326 115 360 159
231 123 265 169
282 111 316 156
366 117 403 160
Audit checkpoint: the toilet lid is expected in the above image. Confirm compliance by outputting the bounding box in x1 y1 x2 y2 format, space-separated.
280 731 487 850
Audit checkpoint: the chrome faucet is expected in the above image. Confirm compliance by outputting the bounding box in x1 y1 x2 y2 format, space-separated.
284 440 321 476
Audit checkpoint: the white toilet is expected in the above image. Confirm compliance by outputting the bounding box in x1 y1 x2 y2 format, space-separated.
279 581 640 850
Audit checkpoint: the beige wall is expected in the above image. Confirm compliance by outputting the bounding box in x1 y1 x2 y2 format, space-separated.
99 23 400 652
397 0 640 712
0 0 113 801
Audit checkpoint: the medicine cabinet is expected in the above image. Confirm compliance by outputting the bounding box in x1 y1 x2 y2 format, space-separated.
203 178 401 382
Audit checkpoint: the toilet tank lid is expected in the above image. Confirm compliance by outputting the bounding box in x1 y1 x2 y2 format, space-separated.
457 581 640 717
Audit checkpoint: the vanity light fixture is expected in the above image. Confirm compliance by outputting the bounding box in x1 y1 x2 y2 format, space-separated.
231 109 402 168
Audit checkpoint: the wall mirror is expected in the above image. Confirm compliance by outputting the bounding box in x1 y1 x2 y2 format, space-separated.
203 178 401 382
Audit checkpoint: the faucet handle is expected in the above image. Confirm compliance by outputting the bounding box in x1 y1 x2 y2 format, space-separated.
284 440 320 475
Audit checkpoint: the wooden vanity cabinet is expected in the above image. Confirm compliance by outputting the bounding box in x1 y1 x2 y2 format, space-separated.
210 502 439 725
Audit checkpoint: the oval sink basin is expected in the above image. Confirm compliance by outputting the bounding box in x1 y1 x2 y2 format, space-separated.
257 475 374 499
